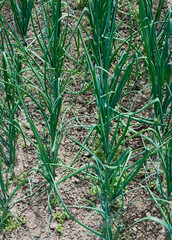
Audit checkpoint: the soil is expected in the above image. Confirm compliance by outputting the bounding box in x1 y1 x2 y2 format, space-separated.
0 1 171 240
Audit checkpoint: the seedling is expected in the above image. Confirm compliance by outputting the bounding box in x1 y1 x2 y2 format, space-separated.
4 214 25 232
89 185 101 196
51 198 57 207
54 211 68 224
53 211 68 235
56 224 64 235
9 172 27 186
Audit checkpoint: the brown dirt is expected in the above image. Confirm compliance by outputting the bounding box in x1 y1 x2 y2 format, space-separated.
0 1 170 240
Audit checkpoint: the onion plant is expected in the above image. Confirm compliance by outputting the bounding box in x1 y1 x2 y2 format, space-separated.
2 0 69 182
67 0 150 238
29 0 69 163
12 0 78 200
136 143 172 240
139 2 172 237
84 0 134 154
154 130 172 201
86 0 132 110
9 0 33 46
143 129 172 240
66 113 149 239
0 31 23 169
0 15 27 233
139 0 172 139
14 1 148 237
2 0 104 236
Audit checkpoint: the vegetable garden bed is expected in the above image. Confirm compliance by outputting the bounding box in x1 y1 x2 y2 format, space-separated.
0 0 171 239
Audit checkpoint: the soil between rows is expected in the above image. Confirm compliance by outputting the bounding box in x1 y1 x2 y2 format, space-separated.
0 1 170 240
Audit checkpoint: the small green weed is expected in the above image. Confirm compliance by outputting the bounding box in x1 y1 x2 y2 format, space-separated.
4 214 25 232
50 198 57 207
132 8 139 22
53 211 68 235
56 224 64 235
89 185 101 196
9 172 27 186
54 211 68 224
